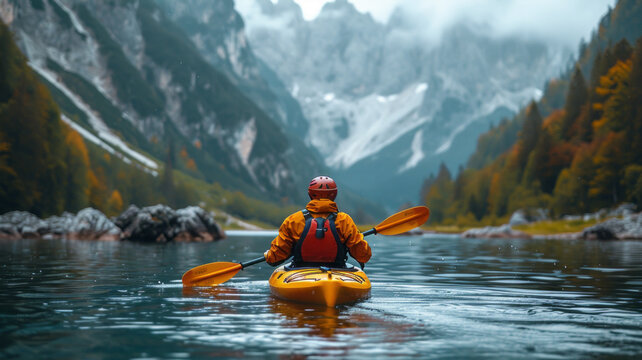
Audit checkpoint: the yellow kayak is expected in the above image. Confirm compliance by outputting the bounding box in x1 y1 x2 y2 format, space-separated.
269 265 371 307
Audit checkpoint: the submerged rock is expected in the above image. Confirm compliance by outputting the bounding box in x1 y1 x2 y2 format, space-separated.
462 224 531 239
0 205 225 242
582 213 642 240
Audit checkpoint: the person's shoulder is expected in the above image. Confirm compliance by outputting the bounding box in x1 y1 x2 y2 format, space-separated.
336 212 355 222
284 209 306 223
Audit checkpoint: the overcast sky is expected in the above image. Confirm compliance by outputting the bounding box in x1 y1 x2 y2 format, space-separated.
285 0 616 48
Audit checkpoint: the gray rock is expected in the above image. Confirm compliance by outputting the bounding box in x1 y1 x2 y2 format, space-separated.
0 209 121 240
2 205 225 242
116 205 225 242
67 208 121 241
509 208 549 226
462 225 530 239
43 212 75 238
608 203 637 217
509 210 529 226
582 213 642 240
0 211 47 238
173 206 225 242
113 204 140 230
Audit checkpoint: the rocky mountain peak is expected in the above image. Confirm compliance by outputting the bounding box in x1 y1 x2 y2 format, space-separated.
318 0 359 18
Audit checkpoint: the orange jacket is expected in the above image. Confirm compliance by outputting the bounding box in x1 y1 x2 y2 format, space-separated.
265 199 372 266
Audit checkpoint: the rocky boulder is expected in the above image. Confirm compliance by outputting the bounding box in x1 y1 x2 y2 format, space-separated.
0 208 121 241
509 208 549 226
115 205 225 242
68 208 122 241
1 205 225 242
462 224 531 239
0 211 47 239
582 212 642 240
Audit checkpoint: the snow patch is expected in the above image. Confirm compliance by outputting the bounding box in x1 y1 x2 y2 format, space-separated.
415 83 428 93
234 118 257 166
60 114 115 155
398 130 425 172
51 0 89 37
306 82 428 169
435 86 543 155
29 62 158 170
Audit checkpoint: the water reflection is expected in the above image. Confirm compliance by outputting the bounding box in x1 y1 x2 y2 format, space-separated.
1 235 641 359
269 300 349 337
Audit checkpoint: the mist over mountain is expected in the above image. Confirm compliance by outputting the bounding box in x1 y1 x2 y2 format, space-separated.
237 0 576 208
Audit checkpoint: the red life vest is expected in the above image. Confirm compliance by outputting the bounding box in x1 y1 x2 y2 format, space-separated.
293 210 347 267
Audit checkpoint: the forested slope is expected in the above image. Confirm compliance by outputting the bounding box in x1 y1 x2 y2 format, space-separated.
423 38 642 224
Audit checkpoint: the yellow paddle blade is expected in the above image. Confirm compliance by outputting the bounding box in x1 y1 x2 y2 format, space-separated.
375 206 430 235
182 261 242 287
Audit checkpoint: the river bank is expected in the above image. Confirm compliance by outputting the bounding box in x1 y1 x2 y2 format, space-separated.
419 211 642 240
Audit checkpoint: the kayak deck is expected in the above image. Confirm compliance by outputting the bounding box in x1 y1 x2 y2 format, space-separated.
269 265 371 307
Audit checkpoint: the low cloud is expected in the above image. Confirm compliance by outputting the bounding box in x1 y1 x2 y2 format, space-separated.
393 0 616 48
237 0 615 49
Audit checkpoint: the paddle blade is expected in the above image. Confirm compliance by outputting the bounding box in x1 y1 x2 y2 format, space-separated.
182 262 242 287
374 206 430 235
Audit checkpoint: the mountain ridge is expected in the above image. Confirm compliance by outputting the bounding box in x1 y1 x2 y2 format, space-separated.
239 0 571 208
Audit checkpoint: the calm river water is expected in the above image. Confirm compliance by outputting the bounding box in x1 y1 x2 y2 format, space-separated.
1 233 641 359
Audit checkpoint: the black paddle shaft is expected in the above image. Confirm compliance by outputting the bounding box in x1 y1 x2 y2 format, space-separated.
240 256 266 269
362 228 376 236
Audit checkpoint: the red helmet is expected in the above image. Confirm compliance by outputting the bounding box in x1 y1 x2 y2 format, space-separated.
308 176 338 200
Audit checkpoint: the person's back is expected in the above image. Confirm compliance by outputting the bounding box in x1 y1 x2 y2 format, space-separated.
264 176 371 269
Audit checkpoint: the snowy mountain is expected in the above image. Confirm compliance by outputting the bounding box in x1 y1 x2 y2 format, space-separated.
0 0 326 203
237 0 572 207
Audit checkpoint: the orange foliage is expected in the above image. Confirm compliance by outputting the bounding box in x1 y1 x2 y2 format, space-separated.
107 189 124 214
542 109 565 139
488 172 502 207
193 140 202 149
88 168 108 208
180 147 189 159
64 128 90 166
546 142 577 170
593 59 633 135
186 158 197 171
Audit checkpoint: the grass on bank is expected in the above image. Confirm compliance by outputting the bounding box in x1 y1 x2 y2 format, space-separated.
420 217 599 235
512 218 598 235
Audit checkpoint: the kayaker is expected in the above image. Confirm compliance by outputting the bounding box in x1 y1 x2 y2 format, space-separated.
264 176 372 269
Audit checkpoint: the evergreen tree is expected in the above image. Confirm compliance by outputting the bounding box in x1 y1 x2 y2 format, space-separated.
160 140 176 206
629 38 642 164
612 38 633 63
424 163 453 223
515 102 542 173
561 66 588 139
